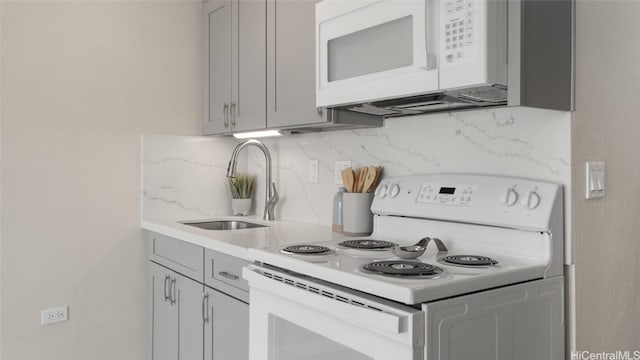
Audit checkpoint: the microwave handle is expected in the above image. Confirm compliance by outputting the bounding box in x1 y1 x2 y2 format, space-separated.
424 0 437 70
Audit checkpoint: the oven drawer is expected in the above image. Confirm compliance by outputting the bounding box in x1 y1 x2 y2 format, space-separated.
148 231 204 282
205 249 250 302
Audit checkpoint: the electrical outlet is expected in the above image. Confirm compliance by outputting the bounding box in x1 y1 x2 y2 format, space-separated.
309 159 319 183
334 160 352 184
41 306 68 325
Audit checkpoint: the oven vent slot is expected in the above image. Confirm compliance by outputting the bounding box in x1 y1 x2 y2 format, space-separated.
260 270 383 312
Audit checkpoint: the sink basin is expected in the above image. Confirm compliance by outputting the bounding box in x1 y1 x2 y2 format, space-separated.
181 220 267 231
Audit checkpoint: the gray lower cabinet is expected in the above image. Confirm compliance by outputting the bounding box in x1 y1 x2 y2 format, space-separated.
150 262 179 360
149 262 203 360
204 288 249 360
148 232 249 360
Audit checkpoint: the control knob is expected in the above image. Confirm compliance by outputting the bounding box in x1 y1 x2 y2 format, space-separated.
522 190 541 209
500 187 519 207
375 184 388 198
387 184 401 198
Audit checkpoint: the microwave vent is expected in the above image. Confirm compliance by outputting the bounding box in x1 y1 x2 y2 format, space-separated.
458 87 507 103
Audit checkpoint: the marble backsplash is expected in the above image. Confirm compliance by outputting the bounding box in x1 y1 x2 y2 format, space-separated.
141 135 244 220
142 106 571 227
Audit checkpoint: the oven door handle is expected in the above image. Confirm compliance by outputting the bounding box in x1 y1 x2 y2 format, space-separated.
243 266 423 338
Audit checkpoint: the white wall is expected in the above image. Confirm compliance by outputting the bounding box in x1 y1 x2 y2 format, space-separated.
573 1 640 351
0 1 202 359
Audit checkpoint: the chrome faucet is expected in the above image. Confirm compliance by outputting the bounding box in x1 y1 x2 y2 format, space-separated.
226 139 279 221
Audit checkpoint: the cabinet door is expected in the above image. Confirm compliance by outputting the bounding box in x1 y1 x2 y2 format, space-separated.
176 271 205 360
266 0 323 128
231 0 267 132
205 0 233 135
150 262 204 360
204 288 249 360
149 263 178 360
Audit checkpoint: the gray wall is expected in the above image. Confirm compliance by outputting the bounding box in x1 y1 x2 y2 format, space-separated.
574 1 640 350
0 1 201 358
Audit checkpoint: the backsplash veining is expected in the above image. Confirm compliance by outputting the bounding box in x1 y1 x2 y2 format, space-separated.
141 135 244 220
142 106 571 227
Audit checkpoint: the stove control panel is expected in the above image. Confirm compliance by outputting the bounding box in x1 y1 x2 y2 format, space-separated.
416 183 477 206
371 174 563 232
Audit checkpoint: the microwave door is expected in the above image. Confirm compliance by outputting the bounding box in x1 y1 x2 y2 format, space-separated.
316 0 439 107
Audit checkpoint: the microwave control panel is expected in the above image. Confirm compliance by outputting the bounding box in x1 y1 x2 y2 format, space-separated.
443 0 476 64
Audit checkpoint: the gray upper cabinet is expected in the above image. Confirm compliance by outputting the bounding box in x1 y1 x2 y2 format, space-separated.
266 0 322 129
204 0 381 135
205 0 266 135
233 0 267 132
205 0 232 135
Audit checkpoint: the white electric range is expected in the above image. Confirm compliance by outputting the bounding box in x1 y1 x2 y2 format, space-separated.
244 174 565 360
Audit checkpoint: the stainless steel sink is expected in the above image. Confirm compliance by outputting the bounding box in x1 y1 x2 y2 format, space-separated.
181 220 267 231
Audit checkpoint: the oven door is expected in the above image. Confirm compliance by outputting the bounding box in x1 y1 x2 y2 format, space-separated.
316 0 439 107
243 265 425 360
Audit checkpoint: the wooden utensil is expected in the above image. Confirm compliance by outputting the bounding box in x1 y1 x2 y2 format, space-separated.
341 167 354 193
355 167 367 193
363 166 377 193
373 167 383 190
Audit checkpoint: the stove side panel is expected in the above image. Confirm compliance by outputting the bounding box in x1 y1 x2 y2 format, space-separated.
423 276 564 360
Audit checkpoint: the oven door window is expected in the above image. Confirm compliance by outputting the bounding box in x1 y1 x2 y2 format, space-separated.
269 315 372 360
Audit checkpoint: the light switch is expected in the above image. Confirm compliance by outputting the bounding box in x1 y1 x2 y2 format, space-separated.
309 159 319 183
585 161 605 199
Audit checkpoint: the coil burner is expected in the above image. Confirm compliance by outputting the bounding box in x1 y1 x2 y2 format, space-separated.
362 260 445 279
440 255 498 268
280 245 334 255
338 239 397 250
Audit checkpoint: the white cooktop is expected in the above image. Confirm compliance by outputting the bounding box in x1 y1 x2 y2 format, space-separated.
247 174 564 305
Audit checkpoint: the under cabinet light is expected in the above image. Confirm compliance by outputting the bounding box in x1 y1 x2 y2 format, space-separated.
232 130 283 139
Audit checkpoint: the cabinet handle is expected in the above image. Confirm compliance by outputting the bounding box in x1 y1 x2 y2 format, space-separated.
163 275 171 302
218 271 239 281
223 103 229 128
230 102 236 128
202 293 210 324
170 278 177 306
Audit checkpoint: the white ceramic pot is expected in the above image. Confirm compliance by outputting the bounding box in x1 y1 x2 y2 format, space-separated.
342 192 374 236
231 198 252 216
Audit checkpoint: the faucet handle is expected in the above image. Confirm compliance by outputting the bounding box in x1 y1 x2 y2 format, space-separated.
268 182 279 205
263 182 279 221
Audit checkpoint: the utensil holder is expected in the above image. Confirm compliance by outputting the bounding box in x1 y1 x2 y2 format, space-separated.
342 192 374 236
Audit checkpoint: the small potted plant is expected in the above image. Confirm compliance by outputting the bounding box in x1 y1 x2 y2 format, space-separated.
228 173 256 216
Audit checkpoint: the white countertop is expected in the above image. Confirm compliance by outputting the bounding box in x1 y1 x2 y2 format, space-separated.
142 216 350 260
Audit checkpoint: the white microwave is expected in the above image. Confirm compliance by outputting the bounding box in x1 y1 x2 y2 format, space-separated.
315 0 508 111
